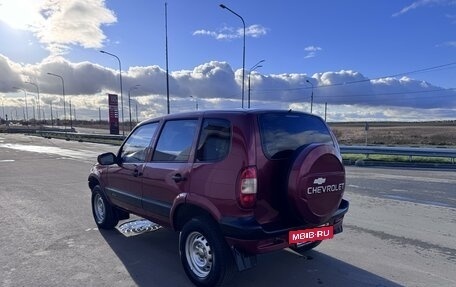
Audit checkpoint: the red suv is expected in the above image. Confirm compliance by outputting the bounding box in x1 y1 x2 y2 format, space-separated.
88 109 349 286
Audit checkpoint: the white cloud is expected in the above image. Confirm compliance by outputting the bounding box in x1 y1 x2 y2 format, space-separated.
1 56 455 121
304 46 322 59
245 24 267 38
440 41 456 47
193 24 267 40
0 0 44 29
192 29 219 38
446 13 456 23
0 0 116 56
0 55 24 91
172 61 239 99
393 0 456 17
304 46 322 52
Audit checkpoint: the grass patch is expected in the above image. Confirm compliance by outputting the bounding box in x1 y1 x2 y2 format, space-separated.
342 153 455 164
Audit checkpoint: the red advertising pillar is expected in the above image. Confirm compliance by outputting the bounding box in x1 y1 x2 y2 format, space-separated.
108 94 119 135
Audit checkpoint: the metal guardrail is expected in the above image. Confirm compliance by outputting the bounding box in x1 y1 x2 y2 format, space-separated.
340 145 456 163
38 131 125 143
35 131 456 164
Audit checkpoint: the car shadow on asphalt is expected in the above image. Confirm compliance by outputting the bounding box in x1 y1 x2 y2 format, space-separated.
100 228 403 287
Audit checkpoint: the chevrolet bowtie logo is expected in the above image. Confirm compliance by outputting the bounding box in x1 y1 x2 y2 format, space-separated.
313 177 326 185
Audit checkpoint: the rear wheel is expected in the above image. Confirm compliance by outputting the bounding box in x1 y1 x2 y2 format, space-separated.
91 185 118 229
179 216 235 287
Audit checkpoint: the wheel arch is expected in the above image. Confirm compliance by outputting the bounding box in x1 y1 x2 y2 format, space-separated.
88 175 100 191
172 202 220 232
170 193 223 231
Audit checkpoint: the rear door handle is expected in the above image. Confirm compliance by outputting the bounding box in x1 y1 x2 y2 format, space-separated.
172 173 186 183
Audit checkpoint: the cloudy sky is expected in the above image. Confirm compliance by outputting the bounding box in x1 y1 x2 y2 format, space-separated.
0 0 455 122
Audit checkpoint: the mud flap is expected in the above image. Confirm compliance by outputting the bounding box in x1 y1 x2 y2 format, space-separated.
232 247 257 271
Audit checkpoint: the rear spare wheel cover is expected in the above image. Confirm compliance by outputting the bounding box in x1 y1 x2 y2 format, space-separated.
288 144 345 224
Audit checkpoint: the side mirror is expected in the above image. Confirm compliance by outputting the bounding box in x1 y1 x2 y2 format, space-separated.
97 152 117 165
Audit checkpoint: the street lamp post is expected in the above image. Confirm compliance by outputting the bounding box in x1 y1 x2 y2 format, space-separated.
25 82 40 122
165 2 170 114
220 4 246 108
69 98 73 129
190 96 199 110
47 72 66 130
100 50 124 135
128 85 140 131
306 79 314 113
32 97 36 122
135 103 138 123
13 87 28 125
248 60 265 109
50 100 54 126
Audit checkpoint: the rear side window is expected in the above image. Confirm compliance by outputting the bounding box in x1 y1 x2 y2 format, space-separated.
259 113 333 159
196 119 231 162
152 119 198 162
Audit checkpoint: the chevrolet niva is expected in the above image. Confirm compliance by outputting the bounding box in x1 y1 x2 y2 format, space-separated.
88 109 349 286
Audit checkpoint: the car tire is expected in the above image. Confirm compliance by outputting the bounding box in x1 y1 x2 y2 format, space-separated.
91 185 119 229
179 216 235 287
290 240 322 254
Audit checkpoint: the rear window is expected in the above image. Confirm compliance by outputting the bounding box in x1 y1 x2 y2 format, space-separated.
258 113 333 159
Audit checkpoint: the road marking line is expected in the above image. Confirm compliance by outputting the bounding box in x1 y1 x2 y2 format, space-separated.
348 172 456 184
0 159 15 162
0 143 98 159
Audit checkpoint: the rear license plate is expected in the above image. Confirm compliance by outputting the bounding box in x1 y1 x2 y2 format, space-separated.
289 226 334 244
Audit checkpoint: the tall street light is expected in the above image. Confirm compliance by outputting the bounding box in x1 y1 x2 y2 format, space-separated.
31 95 36 122
128 84 140 131
220 4 246 108
25 81 40 122
13 87 28 124
248 59 265 109
1 98 5 120
135 103 139 123
69 98 73 129
165 2 170 114
100 50 124 135
50 100 54 126
306 79 314 114
47 72 66 130
190 96 199 111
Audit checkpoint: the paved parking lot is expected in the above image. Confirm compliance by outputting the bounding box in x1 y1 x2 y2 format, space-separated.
1 133 455 286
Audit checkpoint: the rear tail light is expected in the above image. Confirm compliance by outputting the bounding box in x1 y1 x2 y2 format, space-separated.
238 166 257 209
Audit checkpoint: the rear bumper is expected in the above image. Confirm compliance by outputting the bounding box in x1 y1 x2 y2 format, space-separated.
220 199 349 254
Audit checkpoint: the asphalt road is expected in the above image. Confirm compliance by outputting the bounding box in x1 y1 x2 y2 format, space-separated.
0 133 455 287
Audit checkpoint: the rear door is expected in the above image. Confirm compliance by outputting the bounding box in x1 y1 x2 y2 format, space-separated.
141 119 199 223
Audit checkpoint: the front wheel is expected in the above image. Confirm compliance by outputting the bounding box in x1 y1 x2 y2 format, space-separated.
179 216 235 287
91 185 119 229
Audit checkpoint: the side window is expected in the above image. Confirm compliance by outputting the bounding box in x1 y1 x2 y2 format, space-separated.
196 119 231 162
152 119 198 162
120 122 158 163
